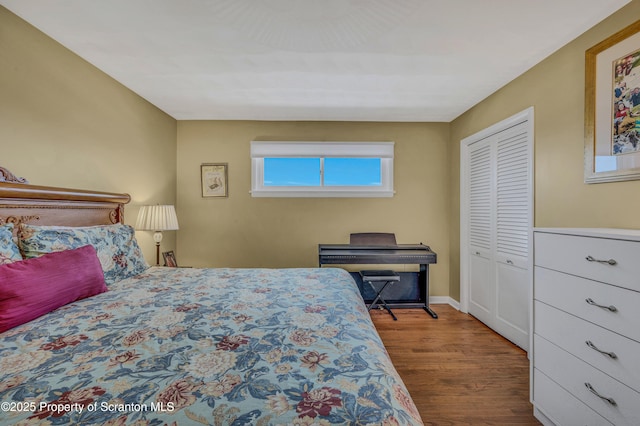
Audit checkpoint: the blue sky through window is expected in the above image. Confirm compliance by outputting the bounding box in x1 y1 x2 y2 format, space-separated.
325 158 381 186
264 158 320 186
263 157 381 187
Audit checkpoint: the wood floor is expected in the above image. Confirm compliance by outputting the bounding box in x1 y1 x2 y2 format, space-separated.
370 305 541 425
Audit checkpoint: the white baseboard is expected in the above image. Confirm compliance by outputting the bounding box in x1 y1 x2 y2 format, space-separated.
429 296 460 310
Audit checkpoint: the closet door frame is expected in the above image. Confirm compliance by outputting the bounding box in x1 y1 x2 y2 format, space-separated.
459 107 534 328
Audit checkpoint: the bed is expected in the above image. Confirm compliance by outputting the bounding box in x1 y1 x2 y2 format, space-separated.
0 170 423 426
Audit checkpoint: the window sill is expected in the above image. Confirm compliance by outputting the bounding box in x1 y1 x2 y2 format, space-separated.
250 189 394 198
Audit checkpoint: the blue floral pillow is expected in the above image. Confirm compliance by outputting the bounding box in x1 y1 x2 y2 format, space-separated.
0 223 22 265
19 223 148 285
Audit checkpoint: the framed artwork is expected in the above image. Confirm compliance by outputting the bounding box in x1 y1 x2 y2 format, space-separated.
201 163 228 197
585 20 640 183
162 251 178 267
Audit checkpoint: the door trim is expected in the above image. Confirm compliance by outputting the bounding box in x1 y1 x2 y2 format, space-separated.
459 107 534 317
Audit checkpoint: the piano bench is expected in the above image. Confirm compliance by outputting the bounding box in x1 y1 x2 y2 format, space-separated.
360 270 400 321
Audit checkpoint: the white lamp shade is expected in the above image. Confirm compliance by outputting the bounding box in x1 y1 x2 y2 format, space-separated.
135 205 179 231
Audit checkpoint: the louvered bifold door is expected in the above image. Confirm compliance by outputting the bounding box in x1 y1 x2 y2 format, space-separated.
495 122 529 268
463 110 532 351
467 139 494 326
494 121 530 350
468 140 493 255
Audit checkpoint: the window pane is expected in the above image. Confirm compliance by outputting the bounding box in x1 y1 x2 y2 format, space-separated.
324 158 381 186
264 158 321 186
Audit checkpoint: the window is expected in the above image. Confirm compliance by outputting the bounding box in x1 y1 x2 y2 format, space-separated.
251 141 394 197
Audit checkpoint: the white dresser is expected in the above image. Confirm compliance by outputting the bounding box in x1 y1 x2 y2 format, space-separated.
532 228 640 426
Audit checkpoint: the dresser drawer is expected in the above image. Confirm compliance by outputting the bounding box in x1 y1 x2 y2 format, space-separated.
535 266 640 342
534 232 640 292
533 368 613 426
535 301 640 393
535 335 640 426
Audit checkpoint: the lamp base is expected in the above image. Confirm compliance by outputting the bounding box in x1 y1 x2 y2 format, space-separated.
153 231 163 266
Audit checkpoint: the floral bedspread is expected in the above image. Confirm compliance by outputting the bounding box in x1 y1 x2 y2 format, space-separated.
0 267 423 425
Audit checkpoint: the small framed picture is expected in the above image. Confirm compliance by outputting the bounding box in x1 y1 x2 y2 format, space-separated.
201 163 228 197
162 251 178 267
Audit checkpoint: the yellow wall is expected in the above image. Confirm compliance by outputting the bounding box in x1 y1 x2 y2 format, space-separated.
0 7 178 263
448 2 640 301
176 120 451 296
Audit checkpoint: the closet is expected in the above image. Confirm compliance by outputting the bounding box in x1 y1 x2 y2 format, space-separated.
460 108 533 351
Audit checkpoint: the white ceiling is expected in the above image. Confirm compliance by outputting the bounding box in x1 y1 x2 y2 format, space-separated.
1 0 631 121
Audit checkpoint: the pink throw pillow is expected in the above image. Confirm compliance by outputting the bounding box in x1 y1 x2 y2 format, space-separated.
0 245 107 333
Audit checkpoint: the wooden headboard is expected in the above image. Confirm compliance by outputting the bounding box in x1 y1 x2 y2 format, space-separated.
0 167 130 235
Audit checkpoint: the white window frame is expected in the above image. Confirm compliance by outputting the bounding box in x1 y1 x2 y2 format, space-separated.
250 141 394 198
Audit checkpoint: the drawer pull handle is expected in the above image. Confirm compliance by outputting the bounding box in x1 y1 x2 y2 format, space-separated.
585 383 617 406
585 298 618 312
585 255 617 266
585 340 617 359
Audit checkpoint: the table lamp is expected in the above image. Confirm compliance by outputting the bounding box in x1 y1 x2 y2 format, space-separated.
135 205 179 265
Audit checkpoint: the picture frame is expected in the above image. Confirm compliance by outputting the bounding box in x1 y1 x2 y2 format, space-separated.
585 20 640 183
162 250 178 267
201 163 228 197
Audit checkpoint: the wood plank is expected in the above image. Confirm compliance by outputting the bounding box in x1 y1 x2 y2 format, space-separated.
370 305 540 425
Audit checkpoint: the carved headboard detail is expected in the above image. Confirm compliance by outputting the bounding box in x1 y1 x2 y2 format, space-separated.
0 166 29 184
0 177 131 236
0 214 41 228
